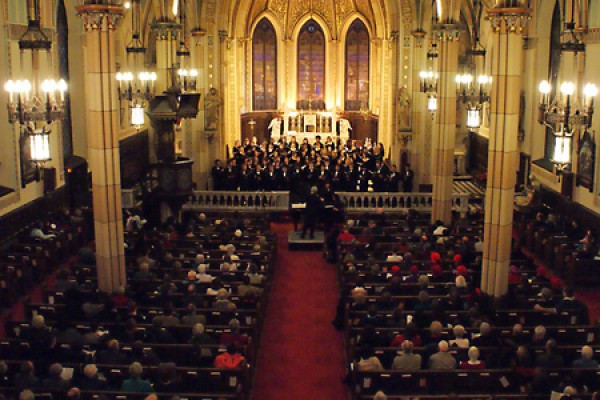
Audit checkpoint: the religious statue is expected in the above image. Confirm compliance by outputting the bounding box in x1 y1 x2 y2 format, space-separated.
268 117 282 139
204 87 220 131
339 118 352 139
398 87 412 132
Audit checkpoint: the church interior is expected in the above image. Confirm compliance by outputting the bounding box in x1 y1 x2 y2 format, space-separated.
1 0 600 399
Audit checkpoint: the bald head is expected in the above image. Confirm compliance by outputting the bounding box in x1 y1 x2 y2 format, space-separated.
438 340 449 352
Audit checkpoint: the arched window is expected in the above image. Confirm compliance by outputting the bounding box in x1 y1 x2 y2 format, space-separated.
252 19 278 110
345 20 370 111
297 20 325 109
545 1 562 161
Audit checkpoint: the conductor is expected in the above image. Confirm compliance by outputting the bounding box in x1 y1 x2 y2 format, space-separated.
300 186 323 239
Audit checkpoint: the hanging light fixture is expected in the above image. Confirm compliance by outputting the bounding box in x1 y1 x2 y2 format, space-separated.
427 96 438 112
420 37 439 115
5 0 67 127
28 125 51 164
466 106 481 129
117 0 156 128
455 0 490 131
538 79 596 173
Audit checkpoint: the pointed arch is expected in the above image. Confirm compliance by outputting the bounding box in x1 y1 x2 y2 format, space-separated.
252 18 278 110
345 19 370 111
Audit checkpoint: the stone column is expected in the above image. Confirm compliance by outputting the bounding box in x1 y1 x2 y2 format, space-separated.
481 6 530 297
76 3 126 294
431 25 460 225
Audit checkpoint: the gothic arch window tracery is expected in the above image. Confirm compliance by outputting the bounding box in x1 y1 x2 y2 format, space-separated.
252 18 278 111
345 19 370 111
297 20 325 110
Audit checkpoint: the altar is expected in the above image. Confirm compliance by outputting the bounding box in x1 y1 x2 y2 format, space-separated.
269 110 351 144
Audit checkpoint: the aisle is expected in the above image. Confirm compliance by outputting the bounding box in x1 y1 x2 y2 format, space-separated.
252 223 348 400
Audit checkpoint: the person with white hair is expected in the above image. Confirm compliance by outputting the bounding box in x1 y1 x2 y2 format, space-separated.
460 346 486 369
121 362 153 393
79 364 106 391
373 391 387 400
428 340 457 370
449 325 470 349
392 340 422 370
572 345 599 368
197 263 214 283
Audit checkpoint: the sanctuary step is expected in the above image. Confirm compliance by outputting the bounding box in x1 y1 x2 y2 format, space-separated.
287 230 325 251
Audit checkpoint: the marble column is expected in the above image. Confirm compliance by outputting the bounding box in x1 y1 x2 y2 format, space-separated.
76 3 126 294
481 6 530 297
431 25 460 225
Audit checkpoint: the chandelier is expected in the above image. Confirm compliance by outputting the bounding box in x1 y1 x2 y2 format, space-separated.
117 0 156 128
4 0 67 165
419 40 439 112
538 80 597 169
456 73 491 130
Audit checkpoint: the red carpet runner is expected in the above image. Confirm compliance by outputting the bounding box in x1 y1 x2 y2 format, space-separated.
252 223 348 400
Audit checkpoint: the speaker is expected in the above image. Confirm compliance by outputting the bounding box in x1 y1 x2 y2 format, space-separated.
43 167 56 194
561 171 574 199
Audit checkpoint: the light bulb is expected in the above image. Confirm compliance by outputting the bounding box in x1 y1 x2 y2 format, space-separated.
22 80 32 93
560 81 575 96
583 83 598 98
124 1 131 9
4 80 15 93
539 80 551 94
150 72 157 81
419 71 427 79
42 80 57 93
189 69 198 77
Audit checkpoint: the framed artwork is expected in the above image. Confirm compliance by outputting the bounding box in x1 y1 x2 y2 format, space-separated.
19 133 38 188
577 130 595 192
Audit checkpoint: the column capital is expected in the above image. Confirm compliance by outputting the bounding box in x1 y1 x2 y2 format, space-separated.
151 21 182 40
432 23 464 41
76 4 124 31
486 8 532 34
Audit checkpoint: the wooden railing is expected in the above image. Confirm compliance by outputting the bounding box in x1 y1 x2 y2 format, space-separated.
182 191 470 214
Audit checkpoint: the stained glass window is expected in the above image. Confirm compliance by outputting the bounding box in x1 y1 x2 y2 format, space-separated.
345 20 370 111
253 19 278 110
297 20 325 110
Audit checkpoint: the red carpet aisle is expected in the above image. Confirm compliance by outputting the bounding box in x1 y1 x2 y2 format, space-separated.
252 223 348 400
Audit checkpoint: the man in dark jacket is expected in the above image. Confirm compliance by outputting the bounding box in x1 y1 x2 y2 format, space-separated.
301 186 323 239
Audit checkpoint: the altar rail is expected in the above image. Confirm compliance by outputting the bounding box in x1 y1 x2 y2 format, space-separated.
182 191 470 214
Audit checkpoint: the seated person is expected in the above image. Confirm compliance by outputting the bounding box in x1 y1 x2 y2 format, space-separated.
120 362 153 393
460 346 486 369
214 344 246 369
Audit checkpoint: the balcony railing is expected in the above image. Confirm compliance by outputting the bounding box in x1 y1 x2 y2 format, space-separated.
182 191 470 215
